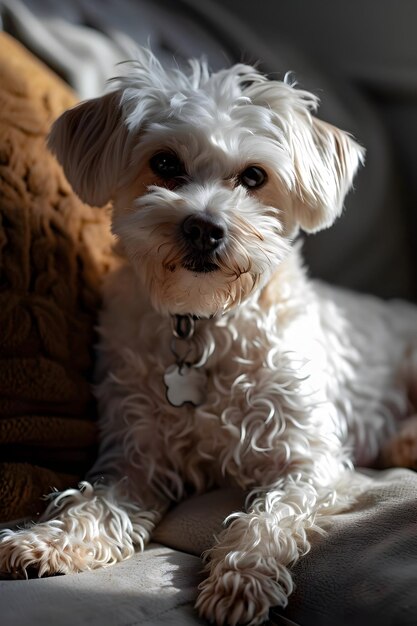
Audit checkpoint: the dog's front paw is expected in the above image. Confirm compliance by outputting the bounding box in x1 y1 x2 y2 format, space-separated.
196 567 289 626
0 526 90 578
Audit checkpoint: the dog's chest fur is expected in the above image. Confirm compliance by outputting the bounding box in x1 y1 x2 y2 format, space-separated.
95 252 413 498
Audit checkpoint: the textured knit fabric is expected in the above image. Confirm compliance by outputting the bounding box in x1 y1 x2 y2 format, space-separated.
0 33 116 522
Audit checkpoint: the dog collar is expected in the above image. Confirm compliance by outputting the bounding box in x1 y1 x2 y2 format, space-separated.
163 314 208 408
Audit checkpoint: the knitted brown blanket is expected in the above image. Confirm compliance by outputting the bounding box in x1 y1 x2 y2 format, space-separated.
0 33 117 522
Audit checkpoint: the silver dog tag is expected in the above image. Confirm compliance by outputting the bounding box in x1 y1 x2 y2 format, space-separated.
164 363 207 407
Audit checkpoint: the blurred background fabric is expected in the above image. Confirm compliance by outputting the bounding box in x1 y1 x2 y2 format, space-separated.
1 0 416 302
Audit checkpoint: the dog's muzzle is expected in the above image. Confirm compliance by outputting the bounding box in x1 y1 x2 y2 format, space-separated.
181 213 226 273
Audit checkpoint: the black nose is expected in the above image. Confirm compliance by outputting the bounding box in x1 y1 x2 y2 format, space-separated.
181 213 226 252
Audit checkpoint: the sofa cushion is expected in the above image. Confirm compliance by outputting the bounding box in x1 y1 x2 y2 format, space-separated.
0 33 116 522
0 544 208 626
154 469 417 626
1 470 416 625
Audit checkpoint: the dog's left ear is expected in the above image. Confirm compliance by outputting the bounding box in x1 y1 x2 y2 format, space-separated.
48 90 128 206
291 117 365 233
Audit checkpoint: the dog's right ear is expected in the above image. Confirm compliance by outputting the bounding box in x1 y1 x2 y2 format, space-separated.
48 90 128 206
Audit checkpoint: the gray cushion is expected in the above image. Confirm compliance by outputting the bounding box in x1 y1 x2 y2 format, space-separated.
0 545 206 626
2 470 416 626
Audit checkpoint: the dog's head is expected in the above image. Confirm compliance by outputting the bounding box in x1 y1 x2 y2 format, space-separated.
49 48 364 317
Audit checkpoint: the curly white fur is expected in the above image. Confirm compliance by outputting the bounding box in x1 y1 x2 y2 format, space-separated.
1 48 416 626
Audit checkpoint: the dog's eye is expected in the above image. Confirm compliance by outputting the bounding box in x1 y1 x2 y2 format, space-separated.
239 166 267 189
150 152 184 179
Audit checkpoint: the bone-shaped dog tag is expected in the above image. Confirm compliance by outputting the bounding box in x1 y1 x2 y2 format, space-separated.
164 363 207 407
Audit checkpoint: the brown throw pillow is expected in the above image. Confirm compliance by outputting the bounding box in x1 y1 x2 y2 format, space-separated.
0 33 116 522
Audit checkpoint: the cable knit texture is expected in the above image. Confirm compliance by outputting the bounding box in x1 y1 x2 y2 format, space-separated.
0 33 117 522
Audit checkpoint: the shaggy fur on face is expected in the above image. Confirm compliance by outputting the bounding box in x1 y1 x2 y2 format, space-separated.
1 48 417 626
48 50 363 317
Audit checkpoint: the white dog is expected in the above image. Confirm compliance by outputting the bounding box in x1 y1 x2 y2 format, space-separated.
1 48 417 626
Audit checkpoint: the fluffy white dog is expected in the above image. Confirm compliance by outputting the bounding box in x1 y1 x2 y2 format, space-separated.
1 48 417 626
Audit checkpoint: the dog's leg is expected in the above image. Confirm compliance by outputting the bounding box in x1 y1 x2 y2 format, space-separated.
378 414 417 469
196 467 352 626
0 361 185 578
0 478 168 578
378 342 417 469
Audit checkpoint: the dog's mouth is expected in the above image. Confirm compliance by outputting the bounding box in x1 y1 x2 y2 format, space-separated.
181 254 219 274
